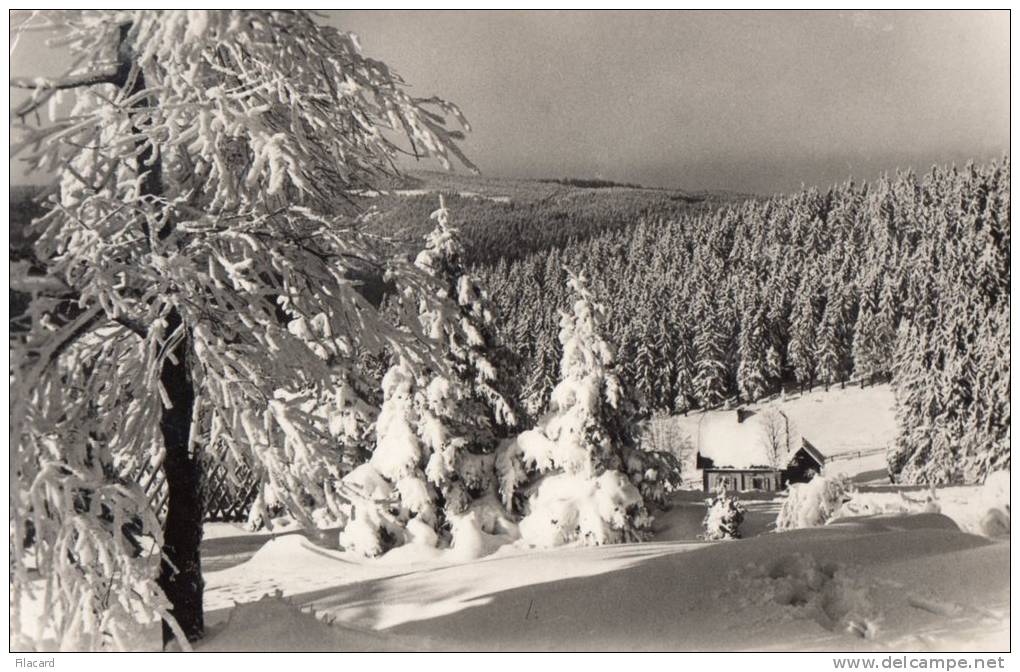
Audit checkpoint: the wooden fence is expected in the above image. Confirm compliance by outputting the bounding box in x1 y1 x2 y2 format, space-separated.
128 454 261 523
825 445 889 463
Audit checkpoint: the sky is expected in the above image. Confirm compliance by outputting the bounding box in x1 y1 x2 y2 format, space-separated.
10 11 1009 195
329 10 1008 193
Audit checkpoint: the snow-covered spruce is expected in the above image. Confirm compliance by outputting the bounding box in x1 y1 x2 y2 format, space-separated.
496 271 678 547
775 475 852 531
339 359 434 556
702 488 746 540
340 200 520 556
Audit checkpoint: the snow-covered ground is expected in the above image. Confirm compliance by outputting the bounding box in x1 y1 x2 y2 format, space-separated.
186 474 1009 653
194 509 1007 652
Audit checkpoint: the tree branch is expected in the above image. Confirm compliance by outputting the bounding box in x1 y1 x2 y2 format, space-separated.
10 70 121 92
112 316 148 339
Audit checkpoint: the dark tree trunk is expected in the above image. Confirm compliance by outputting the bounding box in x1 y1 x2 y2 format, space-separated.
115 31 205 645
157 308 204 645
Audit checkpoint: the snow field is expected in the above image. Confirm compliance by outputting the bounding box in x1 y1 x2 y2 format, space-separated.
197 510 1007 651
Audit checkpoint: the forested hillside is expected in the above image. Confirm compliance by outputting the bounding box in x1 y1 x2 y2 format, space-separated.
476 159 1010 485
352 170 743 264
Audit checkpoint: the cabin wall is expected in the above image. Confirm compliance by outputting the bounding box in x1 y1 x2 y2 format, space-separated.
703 469 781 492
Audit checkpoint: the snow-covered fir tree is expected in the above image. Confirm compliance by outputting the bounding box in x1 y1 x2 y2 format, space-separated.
672 335 696 415
814 287 849 389
338 358 439 557
787 278 818 388
851 279 882 383
693 295 730 408
737 306 770 402
495 271 680 547
340 199 520 556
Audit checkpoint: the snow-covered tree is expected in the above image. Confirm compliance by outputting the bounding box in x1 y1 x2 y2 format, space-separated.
737 306 769 402
851 280 882 383
788 279 818 388
413 199 519 508
815 290 850 389
496 271 662 547
693 295 730 408
339 199 520 556
672 342 696 415
10 10 474 648
338 358 438 557
765 343 783 386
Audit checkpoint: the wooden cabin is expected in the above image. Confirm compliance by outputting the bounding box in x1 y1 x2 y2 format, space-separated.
694 408 825 492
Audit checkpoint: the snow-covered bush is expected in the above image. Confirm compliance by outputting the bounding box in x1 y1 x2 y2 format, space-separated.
977 470 1010 537
497 271 653 547
837 470 1010 538
702 488 746 540
776 475 852 531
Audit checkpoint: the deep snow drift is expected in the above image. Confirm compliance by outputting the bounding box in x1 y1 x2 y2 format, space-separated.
192 483 1008 652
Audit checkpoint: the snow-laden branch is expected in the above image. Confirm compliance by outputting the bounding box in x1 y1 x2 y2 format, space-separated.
10 70 120 91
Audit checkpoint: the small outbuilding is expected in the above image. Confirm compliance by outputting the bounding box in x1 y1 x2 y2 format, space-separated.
783 438 827 485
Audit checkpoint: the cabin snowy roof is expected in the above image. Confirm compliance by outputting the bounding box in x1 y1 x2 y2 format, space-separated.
691 409 792 470
682 385 898 472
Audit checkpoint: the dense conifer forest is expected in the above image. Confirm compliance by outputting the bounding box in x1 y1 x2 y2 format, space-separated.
474 159 1010 485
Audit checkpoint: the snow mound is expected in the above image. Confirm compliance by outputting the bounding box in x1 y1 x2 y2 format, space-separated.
839 471 1010 537
827 512 961 534
199 592 401 652
243 533 348 573
449 493 520 560
204 521 292 540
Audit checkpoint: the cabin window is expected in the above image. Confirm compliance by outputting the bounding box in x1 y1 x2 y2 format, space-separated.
712 474 737 491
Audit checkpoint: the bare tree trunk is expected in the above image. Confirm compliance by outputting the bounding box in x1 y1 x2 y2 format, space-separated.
157 309 204 645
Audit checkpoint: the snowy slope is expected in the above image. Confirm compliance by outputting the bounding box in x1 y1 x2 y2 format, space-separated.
770 384 897 456
197 515 1007 652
